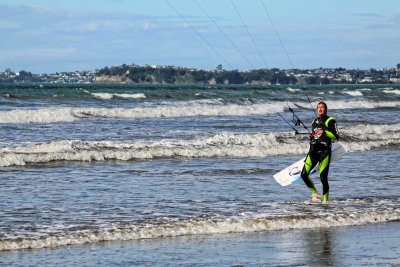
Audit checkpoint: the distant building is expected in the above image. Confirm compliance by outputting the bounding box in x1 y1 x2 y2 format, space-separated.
390 77 400 83
360 77 373 83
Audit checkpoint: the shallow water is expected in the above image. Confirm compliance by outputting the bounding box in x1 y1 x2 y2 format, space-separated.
1 222 399 266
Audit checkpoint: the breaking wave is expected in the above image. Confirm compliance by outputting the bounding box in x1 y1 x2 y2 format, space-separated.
1 197 399 251
0 100 399 124
1 124 399 167
90 92 146 99
383 88 400 95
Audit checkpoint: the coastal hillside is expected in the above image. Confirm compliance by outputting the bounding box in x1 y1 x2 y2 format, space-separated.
1 63 400 84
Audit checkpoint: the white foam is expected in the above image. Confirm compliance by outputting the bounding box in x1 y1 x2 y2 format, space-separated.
1 200 399 251
1 123 399 166
1 99 399 124
0 102 286 124
115 93 146 99
92 93 114 99
0 133 306 167
287 87 301 92
383 89 400 95
70 102 286 119
295 100 400 110
340 123 400 152
343 90 363 96
0 108 75 123
91 93 146 99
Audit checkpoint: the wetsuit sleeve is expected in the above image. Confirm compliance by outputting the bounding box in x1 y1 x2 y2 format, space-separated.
325 119 339 140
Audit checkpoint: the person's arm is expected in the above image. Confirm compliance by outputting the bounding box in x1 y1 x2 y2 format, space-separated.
325 119 339 140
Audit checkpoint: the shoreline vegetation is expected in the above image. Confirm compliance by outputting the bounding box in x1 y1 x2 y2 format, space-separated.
1 63 400 85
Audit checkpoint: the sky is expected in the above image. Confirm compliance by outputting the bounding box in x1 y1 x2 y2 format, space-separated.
0 0 399 73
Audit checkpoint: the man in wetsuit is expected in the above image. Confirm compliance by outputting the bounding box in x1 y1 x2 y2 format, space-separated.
301 101 340 202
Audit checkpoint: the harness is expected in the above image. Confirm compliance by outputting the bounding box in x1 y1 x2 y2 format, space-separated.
310 116 335 148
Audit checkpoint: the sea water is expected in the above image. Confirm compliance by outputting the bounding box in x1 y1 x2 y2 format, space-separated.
0 83 399 265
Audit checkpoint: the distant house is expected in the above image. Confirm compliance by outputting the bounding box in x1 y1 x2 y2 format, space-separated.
339 73 352 82
359 77 373 83
390 77 400 83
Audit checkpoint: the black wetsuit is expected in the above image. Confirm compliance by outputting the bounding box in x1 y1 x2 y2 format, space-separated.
300 115 340 201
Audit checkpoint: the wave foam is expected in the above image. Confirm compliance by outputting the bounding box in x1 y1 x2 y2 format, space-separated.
0 103 286 124
0 108 75 123
1 198 399 251
295 100 400 110
1 100 399 124
383 89 400 95
1 124 399 166
91 92 146 99
0 133 304 166
0 102 284 124
343 90 363 96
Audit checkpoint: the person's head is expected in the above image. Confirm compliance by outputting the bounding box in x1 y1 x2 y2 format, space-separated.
316 101 327 117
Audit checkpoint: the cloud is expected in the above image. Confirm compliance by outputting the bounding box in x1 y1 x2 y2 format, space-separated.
0 47 79 61
0 3 162 34
1 2 399 72
0 3 224 72
352 12 385 19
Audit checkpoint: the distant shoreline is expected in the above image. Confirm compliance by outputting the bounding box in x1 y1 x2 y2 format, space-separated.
1 64 400 84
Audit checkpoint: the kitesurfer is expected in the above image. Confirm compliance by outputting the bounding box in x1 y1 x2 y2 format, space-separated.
301 101 340 202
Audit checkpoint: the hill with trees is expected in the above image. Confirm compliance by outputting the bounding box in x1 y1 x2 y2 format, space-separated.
95 64 297 85
1 63 400 84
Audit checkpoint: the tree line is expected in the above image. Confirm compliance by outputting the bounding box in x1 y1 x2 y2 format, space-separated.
1 63 399 84
96 64 400 85
97 64 297 84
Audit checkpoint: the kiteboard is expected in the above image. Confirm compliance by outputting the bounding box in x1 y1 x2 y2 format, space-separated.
273 142 346 186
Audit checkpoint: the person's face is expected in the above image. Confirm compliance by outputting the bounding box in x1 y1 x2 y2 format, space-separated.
317 103 327 117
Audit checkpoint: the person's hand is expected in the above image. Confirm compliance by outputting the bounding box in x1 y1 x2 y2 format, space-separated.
315 129 324 136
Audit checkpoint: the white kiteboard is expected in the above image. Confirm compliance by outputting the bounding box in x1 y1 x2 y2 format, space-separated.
273 142 346 186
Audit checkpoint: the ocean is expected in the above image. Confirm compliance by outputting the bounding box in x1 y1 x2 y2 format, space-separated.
0 83 399 266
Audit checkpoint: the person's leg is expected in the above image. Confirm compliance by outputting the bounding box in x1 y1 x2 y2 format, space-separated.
319 151 332 202
301 153 319 196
